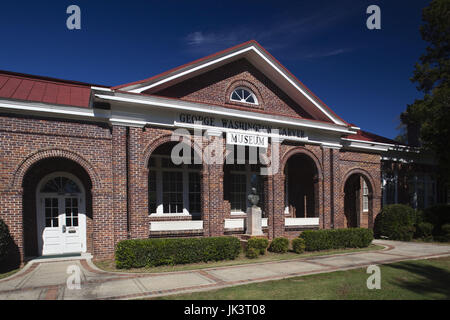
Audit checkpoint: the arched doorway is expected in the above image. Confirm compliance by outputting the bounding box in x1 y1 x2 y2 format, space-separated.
284 153 319 218
343 173 373 228
22 157 93 257
36 173 86 255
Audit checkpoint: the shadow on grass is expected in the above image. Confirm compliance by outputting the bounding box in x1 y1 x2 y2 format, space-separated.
387 260 450 298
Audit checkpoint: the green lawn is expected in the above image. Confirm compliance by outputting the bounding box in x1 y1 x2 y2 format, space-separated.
156 256 450 300
0 268 20 280
94 244 383 274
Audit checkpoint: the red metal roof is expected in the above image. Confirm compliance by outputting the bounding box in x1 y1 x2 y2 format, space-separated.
345 130 400 145
0 70 99 108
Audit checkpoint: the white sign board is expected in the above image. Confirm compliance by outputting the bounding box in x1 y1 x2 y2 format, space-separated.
226 132 268 148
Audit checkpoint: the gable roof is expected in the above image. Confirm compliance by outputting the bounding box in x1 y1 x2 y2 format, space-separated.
344 129 400 146
113 40 349 126
0 70 105 108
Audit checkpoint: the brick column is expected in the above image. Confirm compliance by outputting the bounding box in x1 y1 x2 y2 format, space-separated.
322 147 341 229
201 131 225 237
112 126 128 245
206 163 225 236
92 189 115 259
128 127 149 239
271 172 285 238
322 147 332 229
331 148 342 229
0 188 23 267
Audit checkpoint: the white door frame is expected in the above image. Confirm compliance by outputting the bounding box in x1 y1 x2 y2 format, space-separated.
36 172 87 256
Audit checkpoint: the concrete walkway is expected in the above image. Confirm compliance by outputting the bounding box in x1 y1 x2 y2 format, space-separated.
1 240 449 300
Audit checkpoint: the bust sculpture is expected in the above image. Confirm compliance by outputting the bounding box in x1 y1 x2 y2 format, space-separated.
248 187 260 207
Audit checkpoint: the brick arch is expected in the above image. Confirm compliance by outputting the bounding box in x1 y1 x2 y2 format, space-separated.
280 147 323 179
225 79 265 109
11 148 102 191
341 168 376 195
143 133 204 169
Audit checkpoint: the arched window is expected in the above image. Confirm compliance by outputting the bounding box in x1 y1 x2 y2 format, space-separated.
40 176 81 194
230 87 258 105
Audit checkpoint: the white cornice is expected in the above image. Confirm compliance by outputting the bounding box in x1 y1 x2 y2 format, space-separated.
95 93 356 135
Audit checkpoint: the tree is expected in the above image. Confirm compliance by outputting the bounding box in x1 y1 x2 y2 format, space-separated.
401 0 450 181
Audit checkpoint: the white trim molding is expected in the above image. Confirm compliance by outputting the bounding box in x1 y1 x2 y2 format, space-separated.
149 220 203 232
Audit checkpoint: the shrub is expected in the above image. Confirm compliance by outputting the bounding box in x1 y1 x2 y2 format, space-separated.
422 205 450 237
268 237 289 253
115 236 241 269
245 247 259 259
441 224 450 241
291 238 306 254
0 219 11 260
374 204 417 241
415 222 434 240
247 237 269 255
300 228 373 251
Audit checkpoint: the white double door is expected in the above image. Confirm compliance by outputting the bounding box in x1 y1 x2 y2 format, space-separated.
37 194 86 256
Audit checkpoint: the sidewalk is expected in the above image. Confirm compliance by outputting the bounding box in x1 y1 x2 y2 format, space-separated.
1 240 449 300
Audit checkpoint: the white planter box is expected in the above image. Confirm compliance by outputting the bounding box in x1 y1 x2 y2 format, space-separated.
224 218 268 229
149 220 203 231
285 218 319 227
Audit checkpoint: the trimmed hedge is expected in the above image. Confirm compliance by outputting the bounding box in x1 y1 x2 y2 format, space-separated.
299 228 373 251
374 204 417 241
0 219 11 260
245 247 259 259
422 205 450 237
115 236 241 269
268 237 289 253
291 238 306 254
441 224 450 241
247 237 269 255
415 222 434 240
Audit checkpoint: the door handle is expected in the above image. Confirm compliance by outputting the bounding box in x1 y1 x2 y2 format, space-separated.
62 225 66 233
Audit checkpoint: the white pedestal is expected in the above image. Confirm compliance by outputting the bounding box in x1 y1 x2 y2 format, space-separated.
245 206 264 236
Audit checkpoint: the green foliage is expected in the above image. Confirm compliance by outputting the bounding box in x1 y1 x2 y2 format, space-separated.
415 222 434 240
247 237 269 255
441 224 450 241
411 0 450 93
0 219 11 260
291 238 306 254
374 204 417 241
115 236 241 269
245 247 259 259
423 205 450 235
299 228 373 252
401 0 450 180
268 237 289 253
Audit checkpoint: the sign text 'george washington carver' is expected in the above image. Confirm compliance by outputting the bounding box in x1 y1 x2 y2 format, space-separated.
178 113 307 143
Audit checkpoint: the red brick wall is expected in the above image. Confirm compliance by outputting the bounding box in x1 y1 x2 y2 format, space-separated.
0 113 116 263
152 58 317 120
0 114 382 264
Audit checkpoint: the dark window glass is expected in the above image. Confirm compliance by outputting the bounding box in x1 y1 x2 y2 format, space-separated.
189 172 201 214
148 170 157 214
41 177 81 194
162 171 183 213
230 173 246 212
44 197 59 228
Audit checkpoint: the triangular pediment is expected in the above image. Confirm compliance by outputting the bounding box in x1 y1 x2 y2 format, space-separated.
114 41 348 125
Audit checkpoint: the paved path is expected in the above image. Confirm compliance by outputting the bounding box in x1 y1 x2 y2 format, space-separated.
1 240 449 300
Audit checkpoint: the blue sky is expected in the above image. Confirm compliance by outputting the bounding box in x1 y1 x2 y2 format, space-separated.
0 0 430 139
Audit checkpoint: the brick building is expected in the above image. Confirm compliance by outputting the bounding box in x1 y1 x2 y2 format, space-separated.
0 41 441 265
